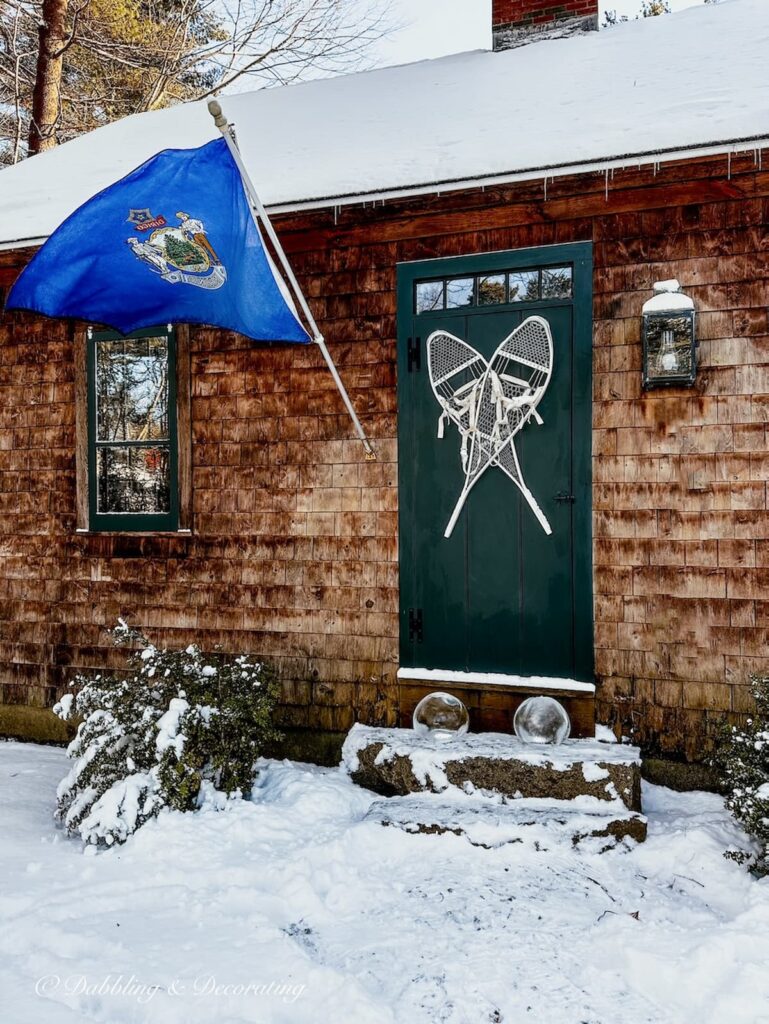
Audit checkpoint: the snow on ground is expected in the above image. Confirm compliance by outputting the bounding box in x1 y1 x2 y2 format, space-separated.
2 740 769 1024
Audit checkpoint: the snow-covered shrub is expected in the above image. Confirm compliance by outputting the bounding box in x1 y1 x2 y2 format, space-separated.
712 675 769 874
54 622 281 846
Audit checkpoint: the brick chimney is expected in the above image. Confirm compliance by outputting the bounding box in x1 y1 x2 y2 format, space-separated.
493 1 599 50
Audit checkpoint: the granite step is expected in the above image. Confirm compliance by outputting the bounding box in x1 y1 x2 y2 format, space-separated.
367 793 647 849
343 724 643 812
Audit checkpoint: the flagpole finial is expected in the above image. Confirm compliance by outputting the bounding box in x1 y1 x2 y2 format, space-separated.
207 99 228 130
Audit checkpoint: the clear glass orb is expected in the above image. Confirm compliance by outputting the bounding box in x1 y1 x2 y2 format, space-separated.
413 691 469 743
513 696 571 745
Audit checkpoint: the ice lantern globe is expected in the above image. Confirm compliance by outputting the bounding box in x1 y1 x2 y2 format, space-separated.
413 691 469 743
513 696 571 745
642 279 696 389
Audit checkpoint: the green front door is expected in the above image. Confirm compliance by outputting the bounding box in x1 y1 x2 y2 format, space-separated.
397 243 593 682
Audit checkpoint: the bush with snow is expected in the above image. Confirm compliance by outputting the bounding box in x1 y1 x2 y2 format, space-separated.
713 675 769 874
54 622 281 846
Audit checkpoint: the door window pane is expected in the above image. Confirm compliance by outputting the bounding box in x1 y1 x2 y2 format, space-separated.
508 271 540 302
415 281 444 313
541 266 573 299
477 274 507 306
446 277 475 308
96 446 171 514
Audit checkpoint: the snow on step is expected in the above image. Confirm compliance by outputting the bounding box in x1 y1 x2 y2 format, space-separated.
397 667 595 693
342 724 642 811
367 793 647 849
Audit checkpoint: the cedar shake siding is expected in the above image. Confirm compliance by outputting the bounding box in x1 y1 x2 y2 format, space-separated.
1 150 768 762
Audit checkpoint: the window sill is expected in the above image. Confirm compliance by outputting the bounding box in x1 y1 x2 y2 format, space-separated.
75 529 192 536
72 530 193 558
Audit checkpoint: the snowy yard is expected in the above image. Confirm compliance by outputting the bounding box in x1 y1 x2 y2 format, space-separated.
2 741 769 1024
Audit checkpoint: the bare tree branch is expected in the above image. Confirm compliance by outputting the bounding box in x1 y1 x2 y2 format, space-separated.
0 0 395 162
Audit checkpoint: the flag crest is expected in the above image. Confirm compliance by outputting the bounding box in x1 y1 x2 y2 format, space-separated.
6 138 309 343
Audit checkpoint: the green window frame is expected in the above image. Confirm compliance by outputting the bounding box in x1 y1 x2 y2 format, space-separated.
86 325 179 532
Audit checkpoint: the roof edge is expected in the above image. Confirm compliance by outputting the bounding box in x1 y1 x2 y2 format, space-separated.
1 132 767 251
266 133 769 213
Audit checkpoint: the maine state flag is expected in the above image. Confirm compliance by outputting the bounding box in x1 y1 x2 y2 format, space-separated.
6 138 310 343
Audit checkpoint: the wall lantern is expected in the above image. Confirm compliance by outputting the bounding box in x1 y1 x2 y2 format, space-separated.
642 279 696 389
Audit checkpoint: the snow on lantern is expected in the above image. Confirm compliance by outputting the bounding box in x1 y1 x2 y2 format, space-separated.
642 279 696 389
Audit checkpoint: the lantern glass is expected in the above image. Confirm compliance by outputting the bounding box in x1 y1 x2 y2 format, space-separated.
643 311 696 388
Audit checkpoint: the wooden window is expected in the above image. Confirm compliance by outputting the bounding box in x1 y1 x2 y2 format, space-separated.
75 324 191 533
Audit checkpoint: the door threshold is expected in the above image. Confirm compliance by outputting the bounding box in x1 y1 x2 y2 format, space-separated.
397 666 595 695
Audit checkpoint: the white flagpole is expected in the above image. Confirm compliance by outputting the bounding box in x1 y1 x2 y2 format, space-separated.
207 99 376 461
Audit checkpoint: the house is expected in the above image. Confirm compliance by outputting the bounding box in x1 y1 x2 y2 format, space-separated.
0 0 768 783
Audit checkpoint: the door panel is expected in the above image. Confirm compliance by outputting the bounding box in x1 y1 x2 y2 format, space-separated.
466 306 574 677
397 245 593 683
407 313 470 670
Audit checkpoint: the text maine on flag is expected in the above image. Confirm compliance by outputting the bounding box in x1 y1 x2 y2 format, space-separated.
6 138 309 344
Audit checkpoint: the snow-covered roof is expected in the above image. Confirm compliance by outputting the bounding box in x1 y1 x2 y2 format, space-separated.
0 0 767 248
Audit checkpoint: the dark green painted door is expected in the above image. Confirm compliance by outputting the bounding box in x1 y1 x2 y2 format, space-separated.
397 244 593 682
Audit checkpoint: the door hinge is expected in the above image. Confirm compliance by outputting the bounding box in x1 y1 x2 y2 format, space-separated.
554 490 575 504
407 336 422 373
408 607 424 643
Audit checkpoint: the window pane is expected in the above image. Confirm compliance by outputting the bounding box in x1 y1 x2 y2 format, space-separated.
415 281 444 313
446 277 475 308
541 266 573 299
477 274 506 306
96 335 169 442
96 446 171 514
508 271 540 302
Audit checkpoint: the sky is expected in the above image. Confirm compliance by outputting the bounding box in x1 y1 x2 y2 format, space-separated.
373 0 707 67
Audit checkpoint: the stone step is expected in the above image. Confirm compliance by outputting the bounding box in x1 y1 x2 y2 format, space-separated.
367 794 647 849
342 724 642 812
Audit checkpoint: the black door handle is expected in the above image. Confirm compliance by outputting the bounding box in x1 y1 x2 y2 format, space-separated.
554 491 575 503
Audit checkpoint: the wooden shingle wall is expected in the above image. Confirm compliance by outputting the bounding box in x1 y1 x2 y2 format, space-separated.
0 150 768 761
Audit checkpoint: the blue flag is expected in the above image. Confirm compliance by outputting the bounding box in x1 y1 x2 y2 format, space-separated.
6 138 310 343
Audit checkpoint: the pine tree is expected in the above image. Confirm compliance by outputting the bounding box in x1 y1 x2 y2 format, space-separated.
712 676 769 874
54 622 282 846
163 233 205 268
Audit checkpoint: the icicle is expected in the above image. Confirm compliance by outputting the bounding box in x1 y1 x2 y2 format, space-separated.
605 168 609 201
727 151 732 180
543 176 548 202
